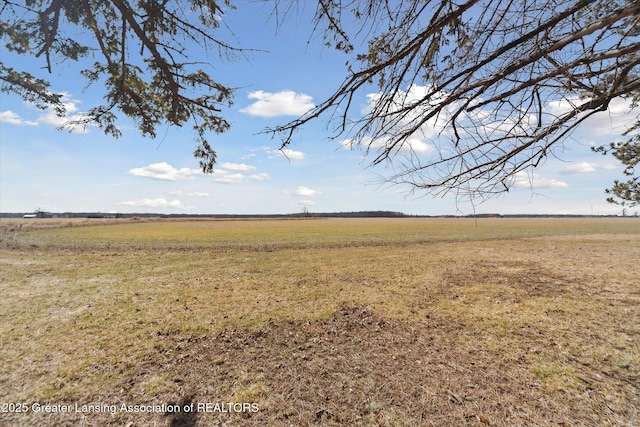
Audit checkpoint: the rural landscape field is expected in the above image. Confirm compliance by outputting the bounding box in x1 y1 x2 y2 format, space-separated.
0 217 638 426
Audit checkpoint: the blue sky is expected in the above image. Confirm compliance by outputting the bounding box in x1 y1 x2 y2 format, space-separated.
0 1 638 216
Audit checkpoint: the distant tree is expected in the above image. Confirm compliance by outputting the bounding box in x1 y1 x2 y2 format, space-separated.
592 85 639 207
271 0 640 200
1 0 241 173
593 120 640 207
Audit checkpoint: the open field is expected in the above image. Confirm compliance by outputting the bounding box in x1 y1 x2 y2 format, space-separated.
1 217 639 426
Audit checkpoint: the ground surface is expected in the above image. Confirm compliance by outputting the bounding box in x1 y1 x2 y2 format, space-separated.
0 217 638 426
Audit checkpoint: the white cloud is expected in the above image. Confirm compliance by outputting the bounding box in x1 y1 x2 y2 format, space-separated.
583 97 639 136
0 111 22 125
341 135 434 155
405 137 435 153
1 95 90 131
214 173 244 184
513 171 569 190
294 186 321 197
128 162 267 185
544 97 638 136
561 162 597 175
240 90 315 117
599 163 619 170
354 85 638 167
277 149 306 160
361 85 454 139
116 197 183 208
220 162 256 171
340 84 467 160
169 191 210 197
544 97 579 117
128 162 202 181
35 93 94 133
0 110 38 126
248 173 271 181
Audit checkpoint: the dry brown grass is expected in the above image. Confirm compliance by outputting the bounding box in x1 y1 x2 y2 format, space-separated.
0 217 137 231
0 218 638 426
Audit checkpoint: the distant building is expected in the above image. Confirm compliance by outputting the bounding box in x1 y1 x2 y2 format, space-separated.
23 211 52 218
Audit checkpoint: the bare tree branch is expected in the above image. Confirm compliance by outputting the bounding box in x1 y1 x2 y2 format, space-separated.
270 0 640 200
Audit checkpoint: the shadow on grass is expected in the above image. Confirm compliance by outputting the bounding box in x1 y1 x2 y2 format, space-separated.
166 396 196 427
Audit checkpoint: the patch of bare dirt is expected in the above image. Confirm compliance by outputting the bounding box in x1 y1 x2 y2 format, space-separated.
442 260 570 297
9 305 634 427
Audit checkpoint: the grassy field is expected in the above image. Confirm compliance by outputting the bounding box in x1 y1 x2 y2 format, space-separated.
0 217 638 426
